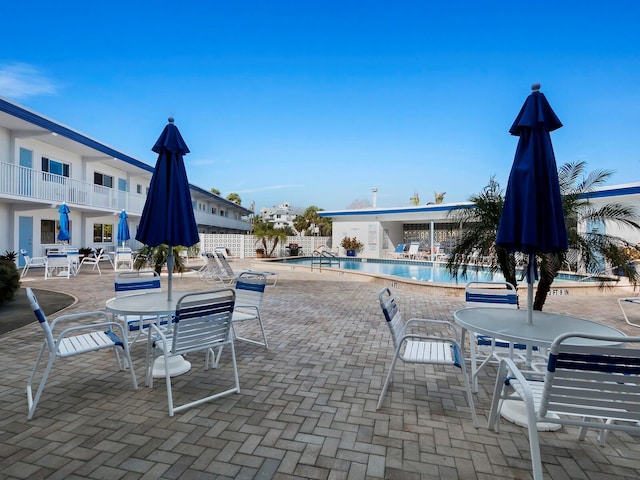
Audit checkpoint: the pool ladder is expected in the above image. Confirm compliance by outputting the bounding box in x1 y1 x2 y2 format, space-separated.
311 249 340 272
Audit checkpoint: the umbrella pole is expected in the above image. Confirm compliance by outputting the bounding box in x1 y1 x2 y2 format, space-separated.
167 245 174 302
527 253 535 325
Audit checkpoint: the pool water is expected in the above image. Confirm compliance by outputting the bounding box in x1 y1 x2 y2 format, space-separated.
276 257 596 285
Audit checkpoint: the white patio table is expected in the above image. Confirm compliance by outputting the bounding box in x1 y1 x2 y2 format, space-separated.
454 307 626 429
106 290 199 377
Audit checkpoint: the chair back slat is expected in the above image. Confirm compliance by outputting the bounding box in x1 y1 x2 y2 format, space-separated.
235 272 267 308
115 271 161 296
465 281 518 308
539 334 640 420
26 288 56 353
378 287 405 349
171 290 236 355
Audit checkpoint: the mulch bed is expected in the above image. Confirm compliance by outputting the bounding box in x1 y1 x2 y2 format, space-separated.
0 288 75 335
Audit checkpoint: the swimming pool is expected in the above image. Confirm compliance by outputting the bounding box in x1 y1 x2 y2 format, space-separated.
273 257 599 285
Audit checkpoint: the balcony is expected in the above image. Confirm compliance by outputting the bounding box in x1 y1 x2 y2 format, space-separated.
0 160 146 214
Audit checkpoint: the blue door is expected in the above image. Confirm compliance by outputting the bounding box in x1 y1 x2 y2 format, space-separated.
18 216 34 266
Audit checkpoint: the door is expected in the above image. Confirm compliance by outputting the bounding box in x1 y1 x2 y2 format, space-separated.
587 220 606 273
18 216 34 266
19 148 33 196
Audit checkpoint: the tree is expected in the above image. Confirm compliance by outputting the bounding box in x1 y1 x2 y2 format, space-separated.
293 206 332 236
133 244 187 275
434 191 446 204
227 192 242 205
210 188 221 195
409 192 420 205
446 177 517 288
446 162 640 311
533 161 640 309
252 219 287 257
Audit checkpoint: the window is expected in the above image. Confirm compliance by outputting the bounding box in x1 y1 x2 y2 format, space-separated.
94 172 113 188
41 219 72 244
93 223 113 243
136 184 142 194
42 157 70 180
211 207 217 214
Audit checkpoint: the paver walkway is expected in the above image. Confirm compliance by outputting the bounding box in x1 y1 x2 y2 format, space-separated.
1 260 639 479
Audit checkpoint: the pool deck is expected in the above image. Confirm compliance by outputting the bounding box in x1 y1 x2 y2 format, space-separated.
2 258 640 479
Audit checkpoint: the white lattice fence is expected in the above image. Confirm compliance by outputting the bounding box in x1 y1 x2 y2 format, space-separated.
199 234 331 258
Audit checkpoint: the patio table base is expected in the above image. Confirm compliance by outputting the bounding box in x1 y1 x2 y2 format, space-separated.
500 396 561 431
151 355 191 378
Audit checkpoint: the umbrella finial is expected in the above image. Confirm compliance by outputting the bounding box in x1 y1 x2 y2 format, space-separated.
168 117 174 124
531 83 541 92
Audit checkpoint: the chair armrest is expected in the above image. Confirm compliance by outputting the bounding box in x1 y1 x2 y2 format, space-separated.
405 317 461 343
50 311 129 342
495 357 537 404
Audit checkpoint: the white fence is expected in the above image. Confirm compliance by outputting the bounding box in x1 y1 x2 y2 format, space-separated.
199 234 332 258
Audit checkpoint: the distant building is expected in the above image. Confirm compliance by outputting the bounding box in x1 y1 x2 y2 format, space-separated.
260 202 305 231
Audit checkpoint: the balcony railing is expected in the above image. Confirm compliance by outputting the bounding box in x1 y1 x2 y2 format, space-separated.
0 160 146 213
193 210 251 231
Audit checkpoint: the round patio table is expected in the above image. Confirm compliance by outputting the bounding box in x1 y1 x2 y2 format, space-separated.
454 307 626 429
106 291 199 377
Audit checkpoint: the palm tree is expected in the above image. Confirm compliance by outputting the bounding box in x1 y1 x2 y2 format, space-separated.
252 219 287 257
226 192 242 205
534 161 640 309
446 177 517 288
447 162 640 311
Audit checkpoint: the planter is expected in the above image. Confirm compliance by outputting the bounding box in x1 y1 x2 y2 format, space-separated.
346 250 356 257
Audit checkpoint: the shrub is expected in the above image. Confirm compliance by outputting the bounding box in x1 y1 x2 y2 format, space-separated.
340 236 364 251
0 253 20 306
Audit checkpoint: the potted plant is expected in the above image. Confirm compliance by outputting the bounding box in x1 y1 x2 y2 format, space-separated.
340 236 364 256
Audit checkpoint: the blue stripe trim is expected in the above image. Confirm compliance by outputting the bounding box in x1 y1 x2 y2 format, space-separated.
115 279 161 292
553 352 640 374
236 281 265 293
34 308 47 324
104 329 124 347
465 293 518 304
174 299 235 323
452 344 462 369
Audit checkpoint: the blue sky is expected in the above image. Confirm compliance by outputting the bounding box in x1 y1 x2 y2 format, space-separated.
2 1 639 212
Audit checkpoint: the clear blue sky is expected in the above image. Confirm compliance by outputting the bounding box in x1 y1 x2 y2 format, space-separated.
2 1 639 212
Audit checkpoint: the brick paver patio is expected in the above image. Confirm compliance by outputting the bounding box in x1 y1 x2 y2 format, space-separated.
1 260 639 479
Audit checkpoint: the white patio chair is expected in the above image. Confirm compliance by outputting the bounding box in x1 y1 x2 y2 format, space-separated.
401 242 420 259
376 287 478 427
145 289 239 416
113 270 167 346
488 333 640 480
24 287 138 420
464 281 545 392
44 253 71 279
232 271 268 348
20 249 46 278
114 247 134 271
64 247 80 276
79 248 111 275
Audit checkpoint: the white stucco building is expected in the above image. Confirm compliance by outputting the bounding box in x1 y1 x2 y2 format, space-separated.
0 97 252 265
320 185 640 260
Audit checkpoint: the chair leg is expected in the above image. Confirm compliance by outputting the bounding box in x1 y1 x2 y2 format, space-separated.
458 357 479 427
376 354 400 410
26 345 55 420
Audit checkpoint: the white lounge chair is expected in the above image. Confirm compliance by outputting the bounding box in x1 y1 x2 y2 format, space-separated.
388 243 406 259
402 242 420 259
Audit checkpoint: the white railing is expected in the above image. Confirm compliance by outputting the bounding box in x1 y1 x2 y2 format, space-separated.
0 161 146 213
193 210 251 231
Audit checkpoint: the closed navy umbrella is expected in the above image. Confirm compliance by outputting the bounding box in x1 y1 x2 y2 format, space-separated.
57 203 70 243
136 118 199 300
117 210 131 247
496 84 568 324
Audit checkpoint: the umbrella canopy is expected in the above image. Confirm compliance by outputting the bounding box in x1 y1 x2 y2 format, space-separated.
496 84 569 324
136 118 199 300
57 203 70 243
117 210 131 247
